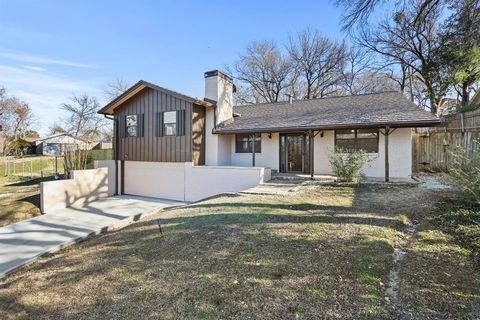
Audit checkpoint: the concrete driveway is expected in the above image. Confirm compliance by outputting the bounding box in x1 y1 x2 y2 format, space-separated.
0 195 184 278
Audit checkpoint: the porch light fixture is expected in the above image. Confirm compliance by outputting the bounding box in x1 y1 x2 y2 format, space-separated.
320 131 324 138
268 133 272 139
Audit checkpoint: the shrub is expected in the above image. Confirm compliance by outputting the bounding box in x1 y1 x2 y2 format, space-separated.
449 140 480 205
328 147 372 182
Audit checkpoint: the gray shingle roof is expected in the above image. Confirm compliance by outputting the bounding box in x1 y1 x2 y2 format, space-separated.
215 91 440 133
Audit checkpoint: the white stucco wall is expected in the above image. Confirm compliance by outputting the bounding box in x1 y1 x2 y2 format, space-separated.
122 161 270 202
230 133 279 170
205 107 218 166
313 128 412 178
205 74 234 124
223 128 412 178
185 164 270 201
124 161 186 201
94 160 116 196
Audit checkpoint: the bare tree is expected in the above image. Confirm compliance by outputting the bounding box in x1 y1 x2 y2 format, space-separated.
104 78 130 101
232 41 295 103
356 0 446 114
335 0 444 31
287 30 346 99
60 94 109 141
0 88 35 155
438 0 480 106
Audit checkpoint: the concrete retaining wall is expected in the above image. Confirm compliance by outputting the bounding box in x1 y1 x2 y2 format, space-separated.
123 161 270 202
94 160 116 196
40 167 109 213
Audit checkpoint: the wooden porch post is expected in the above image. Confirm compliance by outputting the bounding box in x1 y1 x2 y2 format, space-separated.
385 126 390 182
309 130 314 180
251 133 256 167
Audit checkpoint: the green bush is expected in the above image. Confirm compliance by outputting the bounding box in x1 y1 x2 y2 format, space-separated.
449 140 480 205
434 140 480 260
328 147 372 182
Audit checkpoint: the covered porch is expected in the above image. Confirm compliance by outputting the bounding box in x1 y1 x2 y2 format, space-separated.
221 126 404 182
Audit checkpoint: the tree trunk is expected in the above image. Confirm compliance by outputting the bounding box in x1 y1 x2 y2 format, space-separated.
461 83 470 106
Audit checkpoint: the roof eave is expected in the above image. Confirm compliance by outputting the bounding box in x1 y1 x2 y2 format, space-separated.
98 80 199 115
213 119 441 134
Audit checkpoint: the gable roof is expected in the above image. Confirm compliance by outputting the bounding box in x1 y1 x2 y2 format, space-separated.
214 91 440 134
98 80 202 115
35 133 90 143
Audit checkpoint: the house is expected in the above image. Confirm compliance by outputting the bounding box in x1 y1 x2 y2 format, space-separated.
35 133 91 156
98 70 440 201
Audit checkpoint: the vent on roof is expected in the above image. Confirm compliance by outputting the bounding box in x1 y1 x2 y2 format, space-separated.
233 112 241 117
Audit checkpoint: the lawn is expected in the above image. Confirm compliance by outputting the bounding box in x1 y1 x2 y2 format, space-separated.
0 175 43 227
0 183 479 319
0 156 67 227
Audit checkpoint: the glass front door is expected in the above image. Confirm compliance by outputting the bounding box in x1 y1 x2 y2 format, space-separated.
280 133 310 173
286 135 304 172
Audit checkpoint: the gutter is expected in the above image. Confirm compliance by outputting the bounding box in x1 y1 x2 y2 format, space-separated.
213 119 442 135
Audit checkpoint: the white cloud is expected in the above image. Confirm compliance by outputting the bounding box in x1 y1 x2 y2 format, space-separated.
0 64 104 136
0 49 94 68
23 65 47 72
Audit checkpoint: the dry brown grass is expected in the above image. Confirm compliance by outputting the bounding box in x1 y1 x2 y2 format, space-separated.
0 184 478 319
0 176 42 227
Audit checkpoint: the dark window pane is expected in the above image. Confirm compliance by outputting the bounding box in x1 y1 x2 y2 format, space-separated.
357 128 378 139
336 139 355 152
336 129 355 139
235 134 261 153
357 138 378 153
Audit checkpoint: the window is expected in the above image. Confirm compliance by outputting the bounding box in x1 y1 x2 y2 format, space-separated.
126 115 137 137
335 128 378 153
235 133 261 153
163 111 177 136
156 110 185 136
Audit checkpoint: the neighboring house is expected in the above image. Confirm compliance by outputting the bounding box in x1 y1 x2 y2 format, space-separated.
98 70 440 200
35 133 91 156
92 141 113 150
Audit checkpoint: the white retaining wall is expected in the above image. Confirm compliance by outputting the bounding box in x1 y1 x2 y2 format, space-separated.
123 161 270 202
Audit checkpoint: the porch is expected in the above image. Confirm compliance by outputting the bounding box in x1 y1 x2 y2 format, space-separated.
221 127 413 181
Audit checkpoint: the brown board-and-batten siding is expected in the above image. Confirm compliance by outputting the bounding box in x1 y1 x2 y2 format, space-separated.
115 87 194 162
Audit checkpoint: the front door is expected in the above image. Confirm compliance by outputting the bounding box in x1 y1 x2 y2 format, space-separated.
280 133 310 173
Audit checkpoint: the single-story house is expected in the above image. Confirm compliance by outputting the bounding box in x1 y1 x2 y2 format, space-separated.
98 70 440 201
35 133 91 156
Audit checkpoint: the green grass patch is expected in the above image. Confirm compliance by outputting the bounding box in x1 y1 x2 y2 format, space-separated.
429 195 480 259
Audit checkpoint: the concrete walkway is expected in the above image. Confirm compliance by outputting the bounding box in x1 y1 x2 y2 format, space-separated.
0 195 183 278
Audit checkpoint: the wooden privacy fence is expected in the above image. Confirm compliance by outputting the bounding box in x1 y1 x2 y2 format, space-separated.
412 109 480 172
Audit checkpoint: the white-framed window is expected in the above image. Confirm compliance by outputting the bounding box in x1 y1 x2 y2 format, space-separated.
335 128 379 153
163 111 177 136
235 133 261 153
126 114 138 137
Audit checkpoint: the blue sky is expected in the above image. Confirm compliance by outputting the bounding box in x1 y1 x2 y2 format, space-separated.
0 0 346 136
